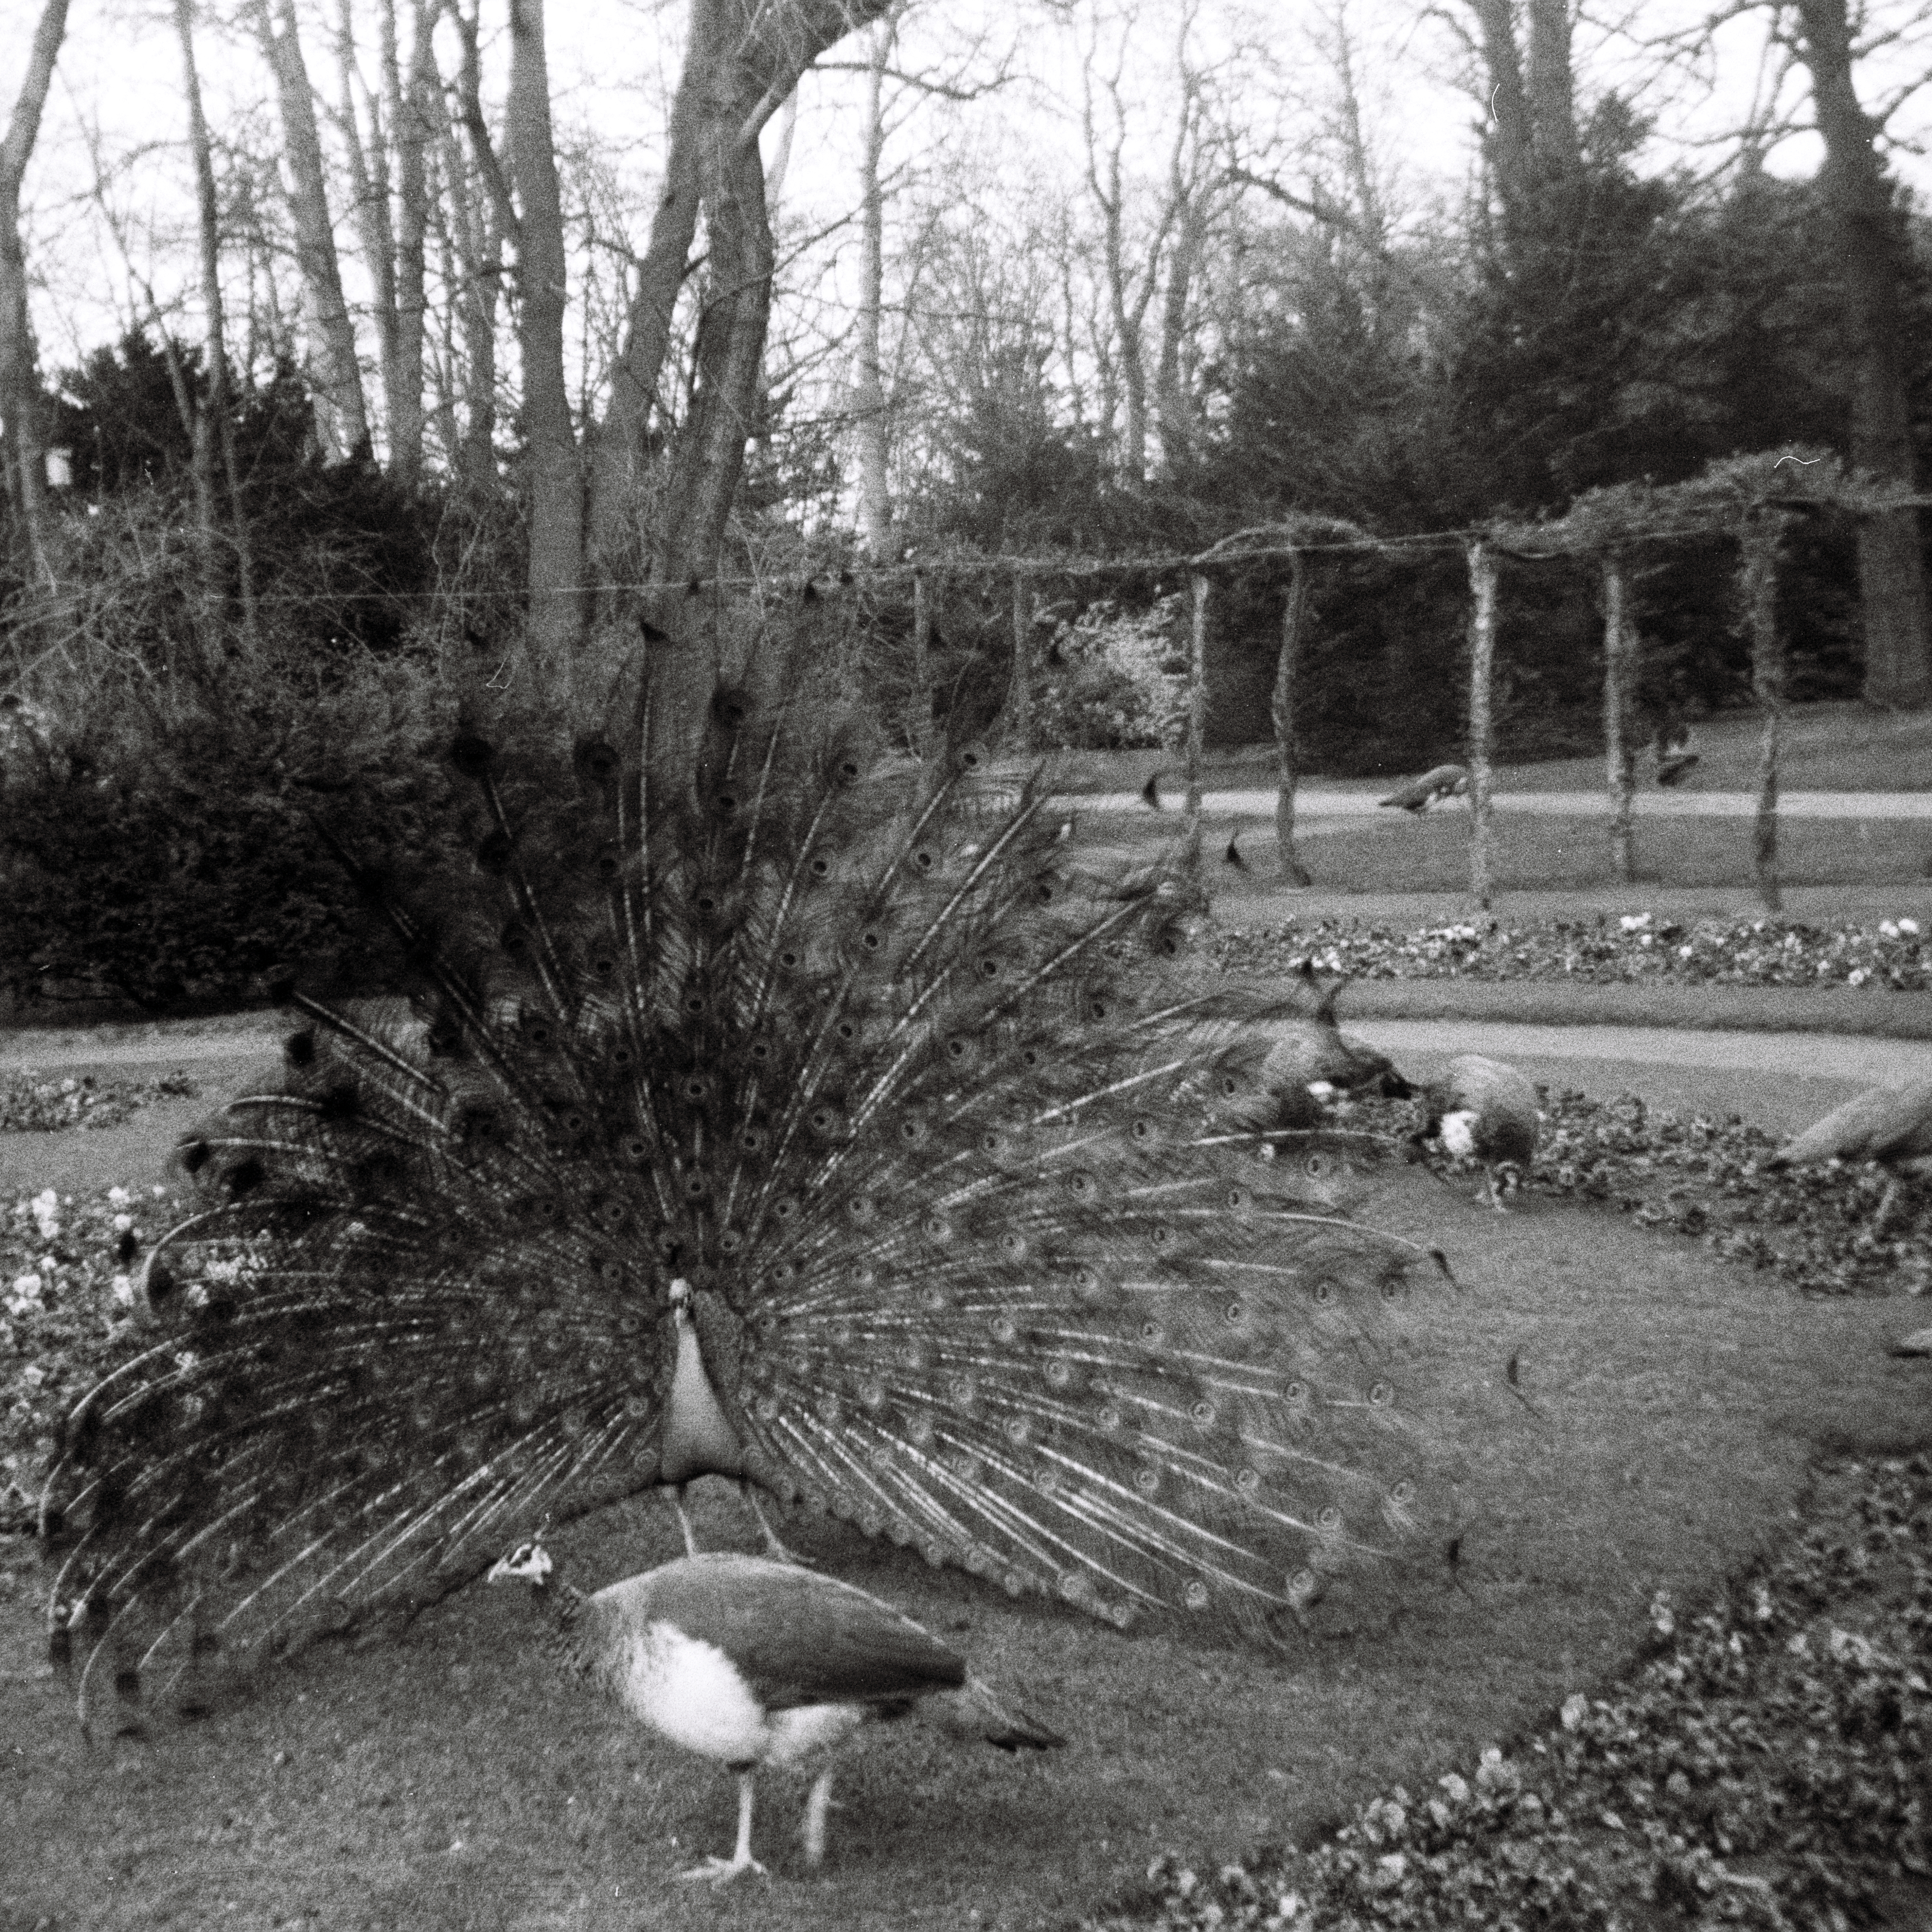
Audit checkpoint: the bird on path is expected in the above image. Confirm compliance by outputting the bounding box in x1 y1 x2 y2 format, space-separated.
1417 1055 1541 1211
1765 1079 1932 1235
1378 765 1470 814
41 656 1466 1732
487 1540 1060 1882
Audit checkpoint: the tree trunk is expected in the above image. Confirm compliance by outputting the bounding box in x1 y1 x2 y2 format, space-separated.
1008 571 1031 753
0 0 69 587
1795 0 1932 709
1738 511 1788 912
583 3 705 575
1526 0 1580 178
1466 541 1498 911
385 0 438 487
1472 0 1532 240
912 567 933 760
253 0 370 459
439 111 502 493
1185 573 1208 862
176 0 259 648
506 0 582 691
1272 557 1313 887
853 15 895 560
1602 551 1636 883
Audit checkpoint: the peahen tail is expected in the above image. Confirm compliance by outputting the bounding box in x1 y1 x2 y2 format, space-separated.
41 665 1467 1724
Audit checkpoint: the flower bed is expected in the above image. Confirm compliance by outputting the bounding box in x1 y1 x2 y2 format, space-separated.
1086 1455 1932 1931
0 1067 198 1131
1216 913 1931 992
0 1183 176 1528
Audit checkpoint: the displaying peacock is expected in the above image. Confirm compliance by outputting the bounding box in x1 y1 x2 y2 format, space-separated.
40 659 1469 1732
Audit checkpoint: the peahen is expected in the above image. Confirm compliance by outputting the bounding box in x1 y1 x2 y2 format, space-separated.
1416 1055 1542 1211
486 1539 1061 1881
1260 965 1413 1107
1765 1079 1932 1235
1377 765 1470 814
40 663 1467 1732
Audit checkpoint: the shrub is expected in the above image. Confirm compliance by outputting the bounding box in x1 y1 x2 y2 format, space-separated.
1036 595 1191 750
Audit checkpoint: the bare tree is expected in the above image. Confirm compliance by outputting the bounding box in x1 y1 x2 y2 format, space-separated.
504 0 581 686
854 12 898 558
1792 0 1930 707
0 0 70 586
330 0 443 486
174 0 259 644
250 0 371 457
579 0 901 735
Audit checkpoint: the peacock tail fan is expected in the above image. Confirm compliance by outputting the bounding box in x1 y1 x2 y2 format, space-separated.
40 666 1471 1719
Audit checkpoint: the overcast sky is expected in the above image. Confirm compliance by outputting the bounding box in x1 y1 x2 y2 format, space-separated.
10 0 1932 395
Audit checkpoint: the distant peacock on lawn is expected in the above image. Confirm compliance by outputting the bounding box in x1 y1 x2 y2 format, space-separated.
40 655 1473 1732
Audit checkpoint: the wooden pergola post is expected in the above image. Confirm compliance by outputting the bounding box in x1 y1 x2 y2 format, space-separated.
1186 572 1209 871
1272 553 1313 887
1008 571 1030 752
1466 541 1498 911
1738 509 1788 912
912 567 933 761
1602 550 1638 884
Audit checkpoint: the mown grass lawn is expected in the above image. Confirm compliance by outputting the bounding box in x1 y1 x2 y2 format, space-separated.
3 1109 1923 1931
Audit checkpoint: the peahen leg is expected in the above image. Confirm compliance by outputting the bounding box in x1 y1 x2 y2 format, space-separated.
678 1771 765 1883
666 1486 701 1559
744 1485 815 1567
1482 1166 1510 1212
801 1767 837 1868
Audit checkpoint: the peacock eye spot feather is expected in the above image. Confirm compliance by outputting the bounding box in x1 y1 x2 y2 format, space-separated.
808 852 833 879
1066 1171 1097 1201
922 1215 950 1241
1235 1466 1261 1494
860 929 883 952
1311 1281 1333 1306
681 1076 708 1102
1226 1185 1251 1211
739 1127 765 1153
1318 1506 1343 1533
717 1227 743 1254
573 739 618 784
1134 1467 1160 1496
683 1174 708 1200
1224 1299 1246 1327
1190 1400 1215 1427
978 956 1002 980
1184 1580 1210 1610
1369 1381 1394 1408
772 1196 799 1221
450 734 493 778
1306 1154 1326 1176
911 848 936 873
770 1260 797 1284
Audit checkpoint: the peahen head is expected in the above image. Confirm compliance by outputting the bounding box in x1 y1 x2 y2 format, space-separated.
486 1540 554 1589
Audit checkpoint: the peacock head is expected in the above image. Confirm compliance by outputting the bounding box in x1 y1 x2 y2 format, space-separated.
487 1540 554 1588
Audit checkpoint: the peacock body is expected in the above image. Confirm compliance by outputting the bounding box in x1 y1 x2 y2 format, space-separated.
41 668 1465 1729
